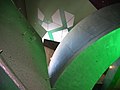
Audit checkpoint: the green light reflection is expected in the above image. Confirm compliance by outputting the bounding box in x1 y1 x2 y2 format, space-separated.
54 28 120 90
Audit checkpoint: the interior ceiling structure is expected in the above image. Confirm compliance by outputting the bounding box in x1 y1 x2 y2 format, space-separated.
1 0 120 90
13 0 120 42
25 0 96 42
13 0 120 43
25 0 96 24
24 0 120 42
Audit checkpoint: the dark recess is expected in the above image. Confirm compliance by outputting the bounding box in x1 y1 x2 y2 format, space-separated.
89 0 120 9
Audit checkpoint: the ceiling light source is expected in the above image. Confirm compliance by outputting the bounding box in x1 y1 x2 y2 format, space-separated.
109 65 113 69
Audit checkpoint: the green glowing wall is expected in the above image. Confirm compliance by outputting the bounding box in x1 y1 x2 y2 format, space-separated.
0 0 50 90
54 28 120 90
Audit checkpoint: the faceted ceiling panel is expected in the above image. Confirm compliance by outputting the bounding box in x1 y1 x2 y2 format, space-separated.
38 8 44 21
40 9 74 42
25 0 96 41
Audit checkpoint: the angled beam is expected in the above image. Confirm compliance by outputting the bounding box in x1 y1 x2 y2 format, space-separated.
0 0 50 90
